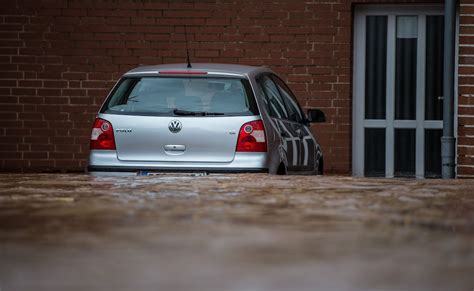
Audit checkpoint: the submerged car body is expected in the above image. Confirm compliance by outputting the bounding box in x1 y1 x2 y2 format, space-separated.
87 63 325 175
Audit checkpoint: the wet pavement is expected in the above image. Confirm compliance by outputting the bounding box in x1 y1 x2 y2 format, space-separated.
0 173 473 291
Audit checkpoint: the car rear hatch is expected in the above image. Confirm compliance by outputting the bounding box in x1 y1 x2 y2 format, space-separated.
103 115 260 162
99 74 260 163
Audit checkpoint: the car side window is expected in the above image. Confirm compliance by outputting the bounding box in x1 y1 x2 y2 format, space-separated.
272 76 304 123
259 75 289 120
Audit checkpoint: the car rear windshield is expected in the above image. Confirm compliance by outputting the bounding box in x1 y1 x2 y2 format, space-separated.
101 77 259 116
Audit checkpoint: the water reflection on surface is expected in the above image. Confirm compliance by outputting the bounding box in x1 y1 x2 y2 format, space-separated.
0 174 473 291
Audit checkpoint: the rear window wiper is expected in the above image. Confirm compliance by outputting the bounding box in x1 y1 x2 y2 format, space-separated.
126 95 140 103
173 109 224 116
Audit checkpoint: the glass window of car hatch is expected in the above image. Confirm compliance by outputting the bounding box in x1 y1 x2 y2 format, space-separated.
101 77 258 116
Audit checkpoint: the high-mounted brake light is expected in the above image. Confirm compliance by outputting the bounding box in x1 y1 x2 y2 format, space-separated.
236 120 267 152
90 118 116 150
158 71 208 75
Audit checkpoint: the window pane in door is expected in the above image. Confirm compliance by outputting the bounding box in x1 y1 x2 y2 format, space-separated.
273 76 303 123
365 128 385 177
425 129 442 178
425 16 444 120
365 16 387 119
395 16 418 120
394 128 416 177
261 76 289 120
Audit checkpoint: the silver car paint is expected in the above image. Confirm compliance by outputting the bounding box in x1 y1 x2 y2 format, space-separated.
88 63 322 175
105 114 256 163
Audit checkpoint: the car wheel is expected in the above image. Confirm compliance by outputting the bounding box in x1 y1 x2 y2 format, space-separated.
313 156 323 175
276 162 287 175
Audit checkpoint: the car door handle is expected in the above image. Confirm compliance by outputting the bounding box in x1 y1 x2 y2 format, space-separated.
280 131 290 138
295 129 304 139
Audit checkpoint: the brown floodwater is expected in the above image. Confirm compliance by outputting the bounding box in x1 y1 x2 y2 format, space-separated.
0 173 473 291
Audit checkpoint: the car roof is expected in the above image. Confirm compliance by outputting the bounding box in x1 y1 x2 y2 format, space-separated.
124 63 271 77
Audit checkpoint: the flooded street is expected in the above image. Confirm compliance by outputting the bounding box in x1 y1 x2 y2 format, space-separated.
0 174 473 291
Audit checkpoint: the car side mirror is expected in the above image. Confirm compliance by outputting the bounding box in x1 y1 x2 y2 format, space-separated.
307 109 326 123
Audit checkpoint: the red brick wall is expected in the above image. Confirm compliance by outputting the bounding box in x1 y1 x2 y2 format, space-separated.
0 0 454 175
459 0 474 177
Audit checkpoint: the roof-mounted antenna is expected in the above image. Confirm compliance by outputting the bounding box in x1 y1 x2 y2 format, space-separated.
184 25 192 69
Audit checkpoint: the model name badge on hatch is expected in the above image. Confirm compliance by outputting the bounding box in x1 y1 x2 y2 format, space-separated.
115 128 132 133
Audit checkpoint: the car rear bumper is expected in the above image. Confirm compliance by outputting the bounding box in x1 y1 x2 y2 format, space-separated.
87 150 268 176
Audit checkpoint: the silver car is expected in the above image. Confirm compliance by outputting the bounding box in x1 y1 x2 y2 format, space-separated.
87 63 326 175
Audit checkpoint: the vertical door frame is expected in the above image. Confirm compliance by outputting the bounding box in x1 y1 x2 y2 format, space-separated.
352 4 448 178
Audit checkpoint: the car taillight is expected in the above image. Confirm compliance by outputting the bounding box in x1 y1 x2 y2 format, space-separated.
236 120 267 152
90 118 116 150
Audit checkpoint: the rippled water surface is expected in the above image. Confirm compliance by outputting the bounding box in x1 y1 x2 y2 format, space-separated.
0 174 473 291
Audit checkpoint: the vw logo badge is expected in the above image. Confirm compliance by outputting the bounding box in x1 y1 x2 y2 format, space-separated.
168 120 182 133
